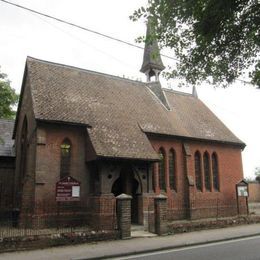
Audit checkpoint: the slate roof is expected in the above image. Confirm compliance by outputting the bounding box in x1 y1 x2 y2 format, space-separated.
0 119 14 157
24 57 244 161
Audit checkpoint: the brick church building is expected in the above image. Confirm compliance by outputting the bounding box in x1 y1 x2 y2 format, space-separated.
1 22 246 231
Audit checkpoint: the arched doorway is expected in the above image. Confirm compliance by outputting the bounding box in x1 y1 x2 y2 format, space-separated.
111 166 140 224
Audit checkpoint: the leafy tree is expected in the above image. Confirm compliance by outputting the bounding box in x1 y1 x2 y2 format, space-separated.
131 0 260 87
0 68 18 119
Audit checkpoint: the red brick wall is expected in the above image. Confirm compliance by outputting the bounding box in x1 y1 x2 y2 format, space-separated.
149 135 244 219
35 123 90 210
14 75 37 216
83 193 117 230
149 137 188 220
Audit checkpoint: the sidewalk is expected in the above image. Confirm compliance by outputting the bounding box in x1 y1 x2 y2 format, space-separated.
0 223 260 260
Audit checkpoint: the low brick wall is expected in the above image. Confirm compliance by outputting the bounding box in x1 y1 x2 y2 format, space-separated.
0 230 119 253
2 214 260 252
168 215 260 234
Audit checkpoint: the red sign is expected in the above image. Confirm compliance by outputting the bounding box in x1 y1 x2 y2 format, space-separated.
56 176 80 202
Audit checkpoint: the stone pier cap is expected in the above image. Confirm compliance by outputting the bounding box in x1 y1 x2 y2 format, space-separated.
116 194 133 200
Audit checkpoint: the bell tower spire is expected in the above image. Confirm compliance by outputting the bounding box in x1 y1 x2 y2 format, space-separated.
140 18 165 82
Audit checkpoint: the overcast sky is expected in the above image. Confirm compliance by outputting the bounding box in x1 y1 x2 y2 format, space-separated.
0 0 259 179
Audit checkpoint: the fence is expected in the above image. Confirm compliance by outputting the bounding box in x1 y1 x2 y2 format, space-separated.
0 197 249 239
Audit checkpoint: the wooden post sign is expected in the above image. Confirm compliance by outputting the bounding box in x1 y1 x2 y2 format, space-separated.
236 180 248 197
236 179 249 215
56 176 80 202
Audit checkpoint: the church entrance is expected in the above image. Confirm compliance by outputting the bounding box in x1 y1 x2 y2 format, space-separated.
111 166 140 224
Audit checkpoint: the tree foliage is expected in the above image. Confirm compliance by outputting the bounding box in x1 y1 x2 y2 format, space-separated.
0 68 18 119
131 0 260 87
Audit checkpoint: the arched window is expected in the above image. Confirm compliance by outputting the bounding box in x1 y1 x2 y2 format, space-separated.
203 152 211 191
158 148 166 191
60 139 71 179
212 153 219 191
169 149 176 191
194 151 202 191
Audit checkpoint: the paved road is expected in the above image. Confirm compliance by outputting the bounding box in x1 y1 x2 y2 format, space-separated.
118 235 260 260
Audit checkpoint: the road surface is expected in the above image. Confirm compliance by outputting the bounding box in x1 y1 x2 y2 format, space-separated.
117 235 260 260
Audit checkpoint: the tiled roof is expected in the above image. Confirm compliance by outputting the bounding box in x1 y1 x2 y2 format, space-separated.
26 57 244 160
0 119 14 157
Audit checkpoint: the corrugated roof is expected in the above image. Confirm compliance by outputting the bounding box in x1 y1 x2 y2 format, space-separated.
0 119 15 157
25 57 244 160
